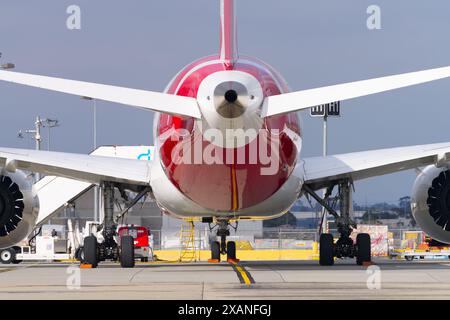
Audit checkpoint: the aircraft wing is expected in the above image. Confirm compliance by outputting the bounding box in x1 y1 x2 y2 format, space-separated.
0 70 201 119
302 142 450 191
0 148 151 186
263 66 450 117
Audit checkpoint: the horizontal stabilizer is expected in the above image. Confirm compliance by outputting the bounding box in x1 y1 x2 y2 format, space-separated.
0 70 201 118
263 66 450 117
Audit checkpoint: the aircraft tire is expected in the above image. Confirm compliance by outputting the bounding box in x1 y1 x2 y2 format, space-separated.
84 236 98 268
356 233 371 265
227 241 236 260
319 233 334 266
211 241 220 261
120 235 135 268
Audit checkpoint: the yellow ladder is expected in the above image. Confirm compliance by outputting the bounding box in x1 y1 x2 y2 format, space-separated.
179 220 197 262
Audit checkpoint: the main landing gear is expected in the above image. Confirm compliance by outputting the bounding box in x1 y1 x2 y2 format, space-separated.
303 180 371 266
209 220 237 262
83 182 149 268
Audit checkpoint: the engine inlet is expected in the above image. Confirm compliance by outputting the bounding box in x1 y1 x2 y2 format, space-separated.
0 176 24 237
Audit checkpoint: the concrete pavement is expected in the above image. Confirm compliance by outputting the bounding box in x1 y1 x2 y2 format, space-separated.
0 258 450 299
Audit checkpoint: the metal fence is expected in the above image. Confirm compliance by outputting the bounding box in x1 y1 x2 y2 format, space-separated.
149 227 428 251
152 228 319 250
255 230 318 249
151 230 208 251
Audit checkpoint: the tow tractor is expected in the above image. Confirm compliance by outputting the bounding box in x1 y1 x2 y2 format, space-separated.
390 247 450 261
0 224 74 264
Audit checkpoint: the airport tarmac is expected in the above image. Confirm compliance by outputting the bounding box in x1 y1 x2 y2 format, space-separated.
1 258 450 299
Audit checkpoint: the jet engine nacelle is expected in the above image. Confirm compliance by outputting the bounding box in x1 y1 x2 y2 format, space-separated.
411 165 450 244
0 170 39 249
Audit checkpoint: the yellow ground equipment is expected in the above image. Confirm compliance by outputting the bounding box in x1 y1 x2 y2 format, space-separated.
178 220 197 262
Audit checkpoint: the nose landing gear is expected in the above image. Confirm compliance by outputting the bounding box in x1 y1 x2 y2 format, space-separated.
209 219 238 262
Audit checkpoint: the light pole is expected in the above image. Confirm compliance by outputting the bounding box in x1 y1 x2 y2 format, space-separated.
18 116 43 181
310 101 341 233
18 116 60 181
322 113 328 233
94 99 97 149
81 96 97 149
42 118 60 151
81 96 99 222
17 116 43 151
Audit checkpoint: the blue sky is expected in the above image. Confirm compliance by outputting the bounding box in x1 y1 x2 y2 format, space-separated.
1 0 450 204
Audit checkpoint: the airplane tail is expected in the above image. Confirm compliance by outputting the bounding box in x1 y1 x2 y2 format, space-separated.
219 0 238 67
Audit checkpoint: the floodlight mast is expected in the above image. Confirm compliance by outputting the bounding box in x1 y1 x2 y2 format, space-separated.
81 96 100 222
17 116 60 181
310 102 341 233
41 118 60 151
81 96 97 149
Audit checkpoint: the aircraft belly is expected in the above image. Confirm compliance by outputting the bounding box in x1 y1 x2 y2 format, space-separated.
150 159 304 220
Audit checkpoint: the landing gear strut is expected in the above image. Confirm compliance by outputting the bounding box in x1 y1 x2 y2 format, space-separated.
82 182 150 268
96 182 120 265
209 220 237 262
303 180 371 266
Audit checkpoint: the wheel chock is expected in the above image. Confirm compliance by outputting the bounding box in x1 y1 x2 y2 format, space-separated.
80 263 93 269
208 259 220 263
227 258 240 263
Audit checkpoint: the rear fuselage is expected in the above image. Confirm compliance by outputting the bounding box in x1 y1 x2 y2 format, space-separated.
151 55 304 219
